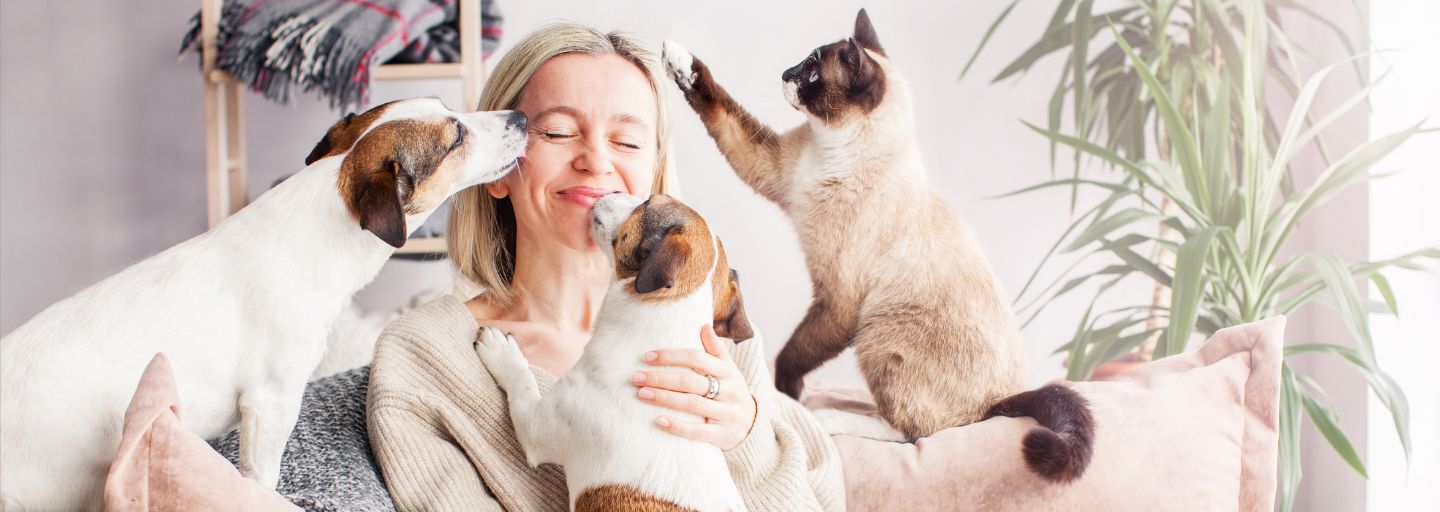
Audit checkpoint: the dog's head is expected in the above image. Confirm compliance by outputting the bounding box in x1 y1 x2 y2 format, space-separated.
590 193 753 341
781 9 890 124
305 98 528 248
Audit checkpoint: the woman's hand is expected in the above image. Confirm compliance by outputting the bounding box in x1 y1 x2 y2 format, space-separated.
631 325 759 451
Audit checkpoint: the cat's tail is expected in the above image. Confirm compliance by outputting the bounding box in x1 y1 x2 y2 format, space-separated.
983 384 1095 483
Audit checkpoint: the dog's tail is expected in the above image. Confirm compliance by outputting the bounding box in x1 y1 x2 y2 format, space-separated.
984 384 1095 483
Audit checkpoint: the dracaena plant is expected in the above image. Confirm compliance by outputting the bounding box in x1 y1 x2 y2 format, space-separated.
966 1 1437 510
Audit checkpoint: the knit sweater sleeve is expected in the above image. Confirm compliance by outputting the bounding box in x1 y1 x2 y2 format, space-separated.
722 333 846 512
368 397 504 512
366 296 570 512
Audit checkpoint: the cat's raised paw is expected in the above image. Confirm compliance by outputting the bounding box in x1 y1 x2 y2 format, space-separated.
662 40 698 91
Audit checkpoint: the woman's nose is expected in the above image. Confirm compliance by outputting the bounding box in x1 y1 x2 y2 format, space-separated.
574 136 615 176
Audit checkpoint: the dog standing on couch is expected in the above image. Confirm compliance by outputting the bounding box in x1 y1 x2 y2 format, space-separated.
475 193 754 511
0 98 527 510
664 9 1095 482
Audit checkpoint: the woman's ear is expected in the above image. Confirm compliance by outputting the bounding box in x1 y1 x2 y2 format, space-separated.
486 179 510 199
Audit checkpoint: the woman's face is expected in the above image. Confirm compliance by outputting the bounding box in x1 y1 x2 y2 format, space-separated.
493 53 659 252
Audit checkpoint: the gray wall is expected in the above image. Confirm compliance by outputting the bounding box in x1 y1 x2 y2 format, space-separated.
0 1 1399 509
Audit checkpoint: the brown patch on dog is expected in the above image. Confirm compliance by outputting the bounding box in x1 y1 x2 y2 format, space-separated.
304 99 404 165
611 195 716 302
710 240 753 341
574 484 695 512
336 118 459 247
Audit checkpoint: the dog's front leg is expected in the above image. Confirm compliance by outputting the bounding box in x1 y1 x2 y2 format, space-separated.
474 326 551 467
236 381 306 489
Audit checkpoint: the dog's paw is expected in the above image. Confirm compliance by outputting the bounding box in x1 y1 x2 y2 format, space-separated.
475 326 529 386
662 40 698 92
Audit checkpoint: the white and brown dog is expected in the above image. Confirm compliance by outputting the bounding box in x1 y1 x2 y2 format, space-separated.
0 98 527 510
475 193 754 512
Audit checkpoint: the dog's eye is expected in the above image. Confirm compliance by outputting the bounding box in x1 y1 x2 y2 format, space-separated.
449 120 466 152
809 72 819 83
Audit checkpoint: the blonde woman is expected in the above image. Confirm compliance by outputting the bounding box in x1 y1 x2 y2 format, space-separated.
365 23 845 511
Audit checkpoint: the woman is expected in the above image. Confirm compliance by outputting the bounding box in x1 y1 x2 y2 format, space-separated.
366 23 845 511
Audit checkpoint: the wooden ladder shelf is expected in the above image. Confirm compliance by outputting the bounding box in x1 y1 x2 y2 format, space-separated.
199 0 486 255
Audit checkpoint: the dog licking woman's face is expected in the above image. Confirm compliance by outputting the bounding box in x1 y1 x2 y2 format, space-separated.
484 53 660 253
590 193 754 341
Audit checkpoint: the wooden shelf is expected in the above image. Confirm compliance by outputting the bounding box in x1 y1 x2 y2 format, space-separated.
373 63 465 80
395 237 448 254
201 0 486 259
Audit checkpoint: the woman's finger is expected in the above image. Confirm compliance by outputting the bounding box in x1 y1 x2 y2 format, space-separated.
655 415 726 444
631 370 711 395
638 386 732 421
643 348 731 378
699 324 730 361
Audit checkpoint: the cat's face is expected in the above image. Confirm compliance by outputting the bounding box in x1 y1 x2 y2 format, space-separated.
782 9 887 124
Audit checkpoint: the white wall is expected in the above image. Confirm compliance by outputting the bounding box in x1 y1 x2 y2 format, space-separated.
1367 1 1440 509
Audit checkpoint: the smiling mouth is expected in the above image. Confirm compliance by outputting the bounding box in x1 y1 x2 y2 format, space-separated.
558 187 614 207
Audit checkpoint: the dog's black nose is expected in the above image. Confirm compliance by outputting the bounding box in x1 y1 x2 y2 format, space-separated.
506 111 527 131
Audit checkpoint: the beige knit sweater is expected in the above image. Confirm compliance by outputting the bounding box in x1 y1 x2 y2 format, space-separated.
366 295 846 512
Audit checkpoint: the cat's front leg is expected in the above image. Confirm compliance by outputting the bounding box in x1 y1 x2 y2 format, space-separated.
662 41 793 205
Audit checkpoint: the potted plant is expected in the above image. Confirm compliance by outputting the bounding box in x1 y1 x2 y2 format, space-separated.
965 1 1436 510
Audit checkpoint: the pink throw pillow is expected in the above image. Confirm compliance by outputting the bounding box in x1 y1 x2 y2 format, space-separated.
103 353 299 512
803 317 1284 512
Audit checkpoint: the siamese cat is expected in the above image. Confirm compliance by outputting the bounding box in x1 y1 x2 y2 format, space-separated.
663 9 1094 482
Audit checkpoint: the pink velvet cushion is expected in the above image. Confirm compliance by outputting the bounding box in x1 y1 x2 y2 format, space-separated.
803 317 1284 512
103 353 300 512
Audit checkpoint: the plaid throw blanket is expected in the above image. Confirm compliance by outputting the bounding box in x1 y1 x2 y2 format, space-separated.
181 0 503 111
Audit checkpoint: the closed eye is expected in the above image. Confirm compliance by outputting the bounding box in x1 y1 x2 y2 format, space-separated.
449 120 466 152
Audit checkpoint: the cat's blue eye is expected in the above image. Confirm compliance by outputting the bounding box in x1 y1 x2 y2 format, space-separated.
809 72 819 83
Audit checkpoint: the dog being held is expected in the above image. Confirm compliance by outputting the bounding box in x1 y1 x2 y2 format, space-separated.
662 10 1094 482
0 98 527 510
475 193 754 511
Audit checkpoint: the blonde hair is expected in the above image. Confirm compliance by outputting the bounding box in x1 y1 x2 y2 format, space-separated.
448 22 675 306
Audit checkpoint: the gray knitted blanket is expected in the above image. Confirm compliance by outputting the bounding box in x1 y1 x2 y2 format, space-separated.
210 367 395 512
181 0 503 111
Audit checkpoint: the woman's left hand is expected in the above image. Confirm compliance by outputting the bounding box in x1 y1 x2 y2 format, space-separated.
631 324 759 451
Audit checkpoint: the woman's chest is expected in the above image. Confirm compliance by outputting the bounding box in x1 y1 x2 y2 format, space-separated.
476 319 586 378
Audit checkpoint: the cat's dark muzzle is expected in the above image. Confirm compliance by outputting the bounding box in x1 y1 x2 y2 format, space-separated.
781 62 805 83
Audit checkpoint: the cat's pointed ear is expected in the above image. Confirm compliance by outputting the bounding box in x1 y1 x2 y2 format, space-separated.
845 38 879 80
854 8 885 56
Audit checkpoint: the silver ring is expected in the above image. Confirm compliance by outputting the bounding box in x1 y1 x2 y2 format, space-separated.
703 375 720 400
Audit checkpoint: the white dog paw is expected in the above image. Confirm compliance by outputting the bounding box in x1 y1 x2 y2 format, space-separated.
475 326 529 386
662 40 697 91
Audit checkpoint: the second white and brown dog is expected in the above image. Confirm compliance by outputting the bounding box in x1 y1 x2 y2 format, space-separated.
475 193 753 512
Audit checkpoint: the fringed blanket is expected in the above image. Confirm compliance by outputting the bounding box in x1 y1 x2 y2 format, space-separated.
181 0 503 111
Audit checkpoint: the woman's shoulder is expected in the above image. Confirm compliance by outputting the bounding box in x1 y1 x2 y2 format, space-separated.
369 294 497 409
379 294 475 340
371 294 478 370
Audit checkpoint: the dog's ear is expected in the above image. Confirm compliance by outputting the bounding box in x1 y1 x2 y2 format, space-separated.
635 227 690 294
306 113 358 166
853 8 885 56
338 119 455 248
714 268 754 341
343 157 408 248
